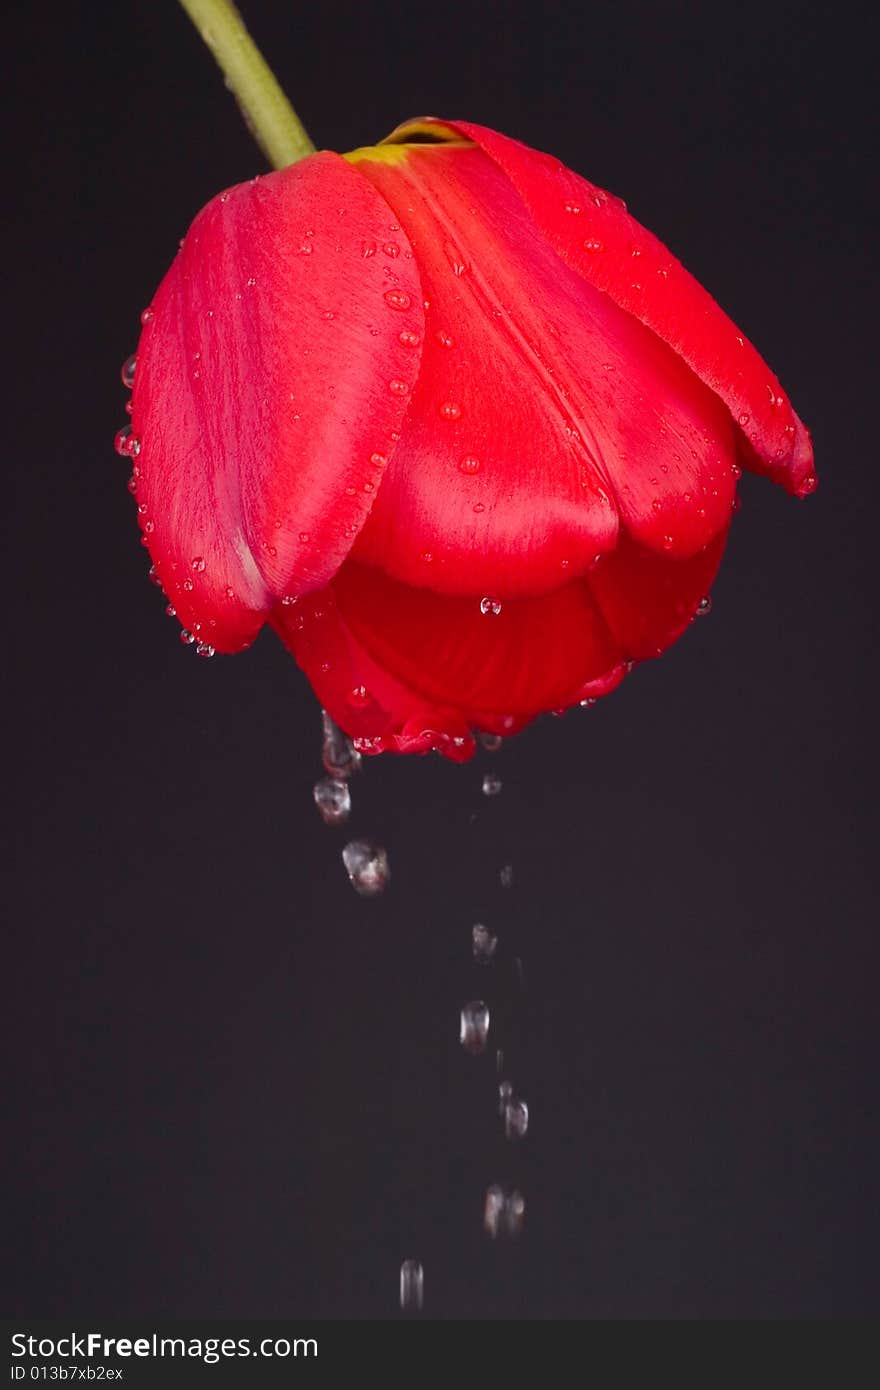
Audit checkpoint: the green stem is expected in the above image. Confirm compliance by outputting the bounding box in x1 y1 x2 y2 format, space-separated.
178 0 316 170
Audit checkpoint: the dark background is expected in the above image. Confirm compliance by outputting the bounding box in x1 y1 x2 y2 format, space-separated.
4 0 877 1320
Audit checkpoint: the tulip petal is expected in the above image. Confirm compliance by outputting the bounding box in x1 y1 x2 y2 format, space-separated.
270 590 479 761
349 141 737 587
131 153 425 647
441 120 816 498
587 530 727 659
272 561 627 753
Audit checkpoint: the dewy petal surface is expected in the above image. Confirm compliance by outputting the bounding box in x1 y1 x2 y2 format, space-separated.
588 529 727 659
443 120 815 497
349 141 737 591
131 152 425 646
272 560 627 752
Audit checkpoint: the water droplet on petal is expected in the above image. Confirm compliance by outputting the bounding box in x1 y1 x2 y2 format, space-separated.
165 604 176 617
478 732 503 752
460 1000 490 1054
191 556 206 573
445 243 469 276
114 425 141 458
435 329 455 348
399 1259 424 1311
388 378 409 397
383 241 400 258
121 354 137 389
696 595 712 616
484 1185 525 1238
583 237 605 253
180 630 195 645
342 839 390 896
313 777 352 826
482 772 503 797
384 289 412 311
370 452 388 468
479 597 502 616
140 306 154 325
195 642 215 658
472 923 498 963
563 200 582 214
459 454 481 475
439 401 461 421
398 329 420 348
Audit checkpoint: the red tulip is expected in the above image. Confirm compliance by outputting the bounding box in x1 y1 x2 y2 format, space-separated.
125 118 815 761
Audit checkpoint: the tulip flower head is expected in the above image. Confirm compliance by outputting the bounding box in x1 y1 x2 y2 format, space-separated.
124 117 815 760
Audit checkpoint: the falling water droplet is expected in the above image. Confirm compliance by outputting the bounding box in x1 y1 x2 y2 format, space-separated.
342 840 390 896
472 923 497 963
399 1259 424 1311
503 1096 529 1140
696 595 712 617
313 777 352 826
499 864 514 889
321 710 362 779
460 1000 490 1054
120 354 137 389
479 597 502 616
482 772 503 797
483 1186 525 1238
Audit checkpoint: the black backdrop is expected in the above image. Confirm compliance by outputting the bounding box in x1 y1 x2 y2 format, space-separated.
5 0 877 1320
